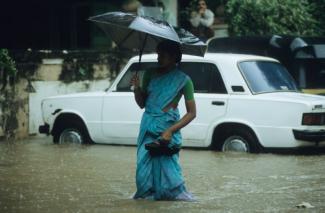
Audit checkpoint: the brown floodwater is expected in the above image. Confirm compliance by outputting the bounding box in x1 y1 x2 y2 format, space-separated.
1 137 325 213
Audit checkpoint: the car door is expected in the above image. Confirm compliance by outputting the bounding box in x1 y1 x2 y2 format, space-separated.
101 62 156 145
178 62 228 147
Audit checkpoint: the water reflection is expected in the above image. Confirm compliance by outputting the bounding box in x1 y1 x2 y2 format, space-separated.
1 138 325 212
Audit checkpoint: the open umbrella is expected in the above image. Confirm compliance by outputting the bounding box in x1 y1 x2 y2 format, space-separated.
88 11 207 64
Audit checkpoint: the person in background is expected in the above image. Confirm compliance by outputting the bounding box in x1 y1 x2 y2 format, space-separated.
122 0 142 14
189 0 215 41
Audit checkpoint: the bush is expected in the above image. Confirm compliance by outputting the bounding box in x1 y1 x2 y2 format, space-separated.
309 0 325 36
0 49 17 90
225 0 319 36
0 49 16 76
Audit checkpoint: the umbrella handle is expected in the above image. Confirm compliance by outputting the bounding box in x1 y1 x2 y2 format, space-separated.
131 33 147 91
136 33 148 75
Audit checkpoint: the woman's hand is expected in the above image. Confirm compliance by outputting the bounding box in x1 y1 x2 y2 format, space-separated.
130 73 146 109
130 74 140 90
161 129 173 142
161 100 196 140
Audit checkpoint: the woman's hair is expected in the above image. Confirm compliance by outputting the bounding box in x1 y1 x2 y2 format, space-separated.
156 40 182 63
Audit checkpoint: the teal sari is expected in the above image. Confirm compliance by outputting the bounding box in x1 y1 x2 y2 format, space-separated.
133 69 194 201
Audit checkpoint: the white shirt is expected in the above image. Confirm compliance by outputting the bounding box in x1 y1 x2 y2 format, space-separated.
189 9 214 28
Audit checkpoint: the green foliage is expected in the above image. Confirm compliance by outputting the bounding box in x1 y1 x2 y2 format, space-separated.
60 56 95 83
0 49 17 76
225 0 319 36
0 49 17 90
14 50 41 82
308 0 325 35
58 50 127 82
0 49 18 139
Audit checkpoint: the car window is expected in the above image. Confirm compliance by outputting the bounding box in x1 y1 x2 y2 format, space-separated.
180 62 227 94
116 62 157 91
239 61 299 94
116 62 227 94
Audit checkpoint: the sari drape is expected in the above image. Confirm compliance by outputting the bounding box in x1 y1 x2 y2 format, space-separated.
133 69 194 201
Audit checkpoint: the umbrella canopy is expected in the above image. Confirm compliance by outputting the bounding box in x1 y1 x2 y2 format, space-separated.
88 11 206 57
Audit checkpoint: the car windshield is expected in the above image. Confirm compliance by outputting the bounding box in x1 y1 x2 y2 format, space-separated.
239 61 299 94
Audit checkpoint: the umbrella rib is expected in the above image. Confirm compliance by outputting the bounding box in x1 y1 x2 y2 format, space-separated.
117 30 135 48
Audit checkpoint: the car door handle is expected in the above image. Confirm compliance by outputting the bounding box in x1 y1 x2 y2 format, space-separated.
211 101 225 106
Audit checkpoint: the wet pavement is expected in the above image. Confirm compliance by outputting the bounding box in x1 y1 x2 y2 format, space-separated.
1 137 325 213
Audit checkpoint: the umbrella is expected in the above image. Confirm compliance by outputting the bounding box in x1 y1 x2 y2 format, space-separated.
88 11 207 63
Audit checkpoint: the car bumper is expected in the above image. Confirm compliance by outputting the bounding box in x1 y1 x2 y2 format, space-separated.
39 123 50 135
293 129 325 142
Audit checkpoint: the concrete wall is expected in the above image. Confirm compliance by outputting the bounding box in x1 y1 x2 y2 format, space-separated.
0 56 116 140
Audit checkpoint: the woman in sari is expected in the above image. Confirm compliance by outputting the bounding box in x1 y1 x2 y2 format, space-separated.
131 40 196 201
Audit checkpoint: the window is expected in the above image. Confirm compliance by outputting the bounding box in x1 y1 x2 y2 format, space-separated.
116 62 157 91
180 62 227 94
116 62 227 94
239 61 299 94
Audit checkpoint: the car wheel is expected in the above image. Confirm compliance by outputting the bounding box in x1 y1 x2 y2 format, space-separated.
53 121 91 144
218 128 260 153
59 128 84 144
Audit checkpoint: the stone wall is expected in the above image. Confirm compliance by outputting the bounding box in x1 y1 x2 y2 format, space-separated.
0 78 29 140
0 50 130 141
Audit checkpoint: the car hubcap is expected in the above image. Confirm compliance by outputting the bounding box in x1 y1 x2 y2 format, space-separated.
59 129 83 144
222 136 249 152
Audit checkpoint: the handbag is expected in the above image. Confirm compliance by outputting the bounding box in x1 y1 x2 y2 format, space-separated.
145 138 180 156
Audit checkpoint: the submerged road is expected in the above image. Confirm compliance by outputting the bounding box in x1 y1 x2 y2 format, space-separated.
1 137 325 212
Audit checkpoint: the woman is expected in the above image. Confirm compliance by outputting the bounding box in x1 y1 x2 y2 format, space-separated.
131 40 196 201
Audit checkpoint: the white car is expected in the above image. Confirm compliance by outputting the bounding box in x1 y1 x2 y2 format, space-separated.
39 53 325 153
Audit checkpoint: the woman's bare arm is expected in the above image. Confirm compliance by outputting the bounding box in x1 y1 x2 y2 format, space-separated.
161 100 196 141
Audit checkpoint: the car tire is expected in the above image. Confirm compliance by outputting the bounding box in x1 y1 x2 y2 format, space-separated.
53 121 91 145
217 128 261 153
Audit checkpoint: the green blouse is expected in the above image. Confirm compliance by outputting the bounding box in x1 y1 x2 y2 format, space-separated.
141 69 195 105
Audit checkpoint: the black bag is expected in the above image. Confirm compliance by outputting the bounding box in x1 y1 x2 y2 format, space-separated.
145 139 180 156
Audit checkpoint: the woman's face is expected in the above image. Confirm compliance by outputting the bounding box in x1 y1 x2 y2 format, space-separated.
157 51 175 68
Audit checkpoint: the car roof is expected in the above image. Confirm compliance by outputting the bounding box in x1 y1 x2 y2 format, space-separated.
129 53 279 63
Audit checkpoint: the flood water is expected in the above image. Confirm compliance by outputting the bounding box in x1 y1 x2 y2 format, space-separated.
1 137 325 213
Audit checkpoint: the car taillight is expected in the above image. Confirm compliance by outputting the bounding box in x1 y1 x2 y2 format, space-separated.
302 113 325 125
